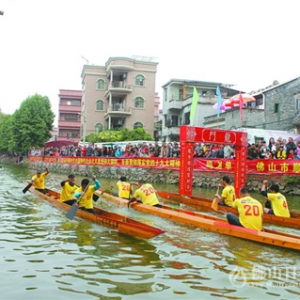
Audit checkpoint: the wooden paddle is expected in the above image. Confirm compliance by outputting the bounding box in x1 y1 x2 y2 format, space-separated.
65 179 93 220
211 186 220 211
22 181 33 194
75 182 99 202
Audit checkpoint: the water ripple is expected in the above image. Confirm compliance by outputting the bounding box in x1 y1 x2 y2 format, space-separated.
1 164 300 299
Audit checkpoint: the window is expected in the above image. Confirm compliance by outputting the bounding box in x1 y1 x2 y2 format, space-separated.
134 97 144 108
96 100 104 110
64 114 78 121
135 74 145 86
164 88 168 101
133 122 143 129
72 100 80 106
201 91 207 96
66 100 80 106
184 112 190 125
96 79 105 90
274 103 279 113
296 99 300 110
171 115 178 126
95 123 103 133
179 89 183 100
256 97 263 106
249 101 256 109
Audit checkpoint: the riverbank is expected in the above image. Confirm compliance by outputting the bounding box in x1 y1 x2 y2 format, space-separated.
1 156 298 195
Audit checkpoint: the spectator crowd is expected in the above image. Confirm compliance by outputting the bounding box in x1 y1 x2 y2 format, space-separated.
29 135 300 160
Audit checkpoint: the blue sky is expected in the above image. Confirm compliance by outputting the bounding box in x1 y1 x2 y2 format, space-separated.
1 0 300 124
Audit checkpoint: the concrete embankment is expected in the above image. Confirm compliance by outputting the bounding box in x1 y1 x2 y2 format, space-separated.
2 157 298 195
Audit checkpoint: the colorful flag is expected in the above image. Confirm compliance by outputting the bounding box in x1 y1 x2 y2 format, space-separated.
216 86 223 117
239 92 243 121
189 87 199 124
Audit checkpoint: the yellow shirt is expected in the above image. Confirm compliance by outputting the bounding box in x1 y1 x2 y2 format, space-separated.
60 182 78 202
75 186 95 209
116 181 132 199
133 183 159 206
267 193 290 218
277 150 286 159
32 173 47 189
232 196 263 230
221 185 235 206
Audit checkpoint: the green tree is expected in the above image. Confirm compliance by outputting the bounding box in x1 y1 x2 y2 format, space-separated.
85 127 154 143
12 94 55 153
0 108 5 122
126 128 153 141
0 114 14 154
85 132 102 144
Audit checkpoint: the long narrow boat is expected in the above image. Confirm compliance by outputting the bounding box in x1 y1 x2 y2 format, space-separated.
96 190 300 251
156 190 300 229
24 182 164 239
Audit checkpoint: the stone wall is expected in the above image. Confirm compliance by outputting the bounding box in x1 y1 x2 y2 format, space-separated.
264 78 300 131
22 159 298 195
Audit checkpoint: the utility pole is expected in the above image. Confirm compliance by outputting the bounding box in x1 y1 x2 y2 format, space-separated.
78 111 87 143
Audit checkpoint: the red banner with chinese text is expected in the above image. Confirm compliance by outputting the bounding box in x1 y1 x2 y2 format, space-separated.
28 156 300 175
28 156 181 169
193 158 300 175
179 142 194 196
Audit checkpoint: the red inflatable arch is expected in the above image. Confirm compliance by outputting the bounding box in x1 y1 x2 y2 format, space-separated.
179 126 248 197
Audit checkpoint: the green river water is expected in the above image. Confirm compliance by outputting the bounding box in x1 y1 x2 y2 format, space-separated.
1 163 300 300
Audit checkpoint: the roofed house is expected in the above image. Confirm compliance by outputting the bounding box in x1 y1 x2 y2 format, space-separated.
203 76 300 135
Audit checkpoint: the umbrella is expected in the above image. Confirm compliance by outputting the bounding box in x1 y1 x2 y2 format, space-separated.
212 99 233 110
223 99 234 109
212 103 225 110
229 93 256 105
45 140 78 148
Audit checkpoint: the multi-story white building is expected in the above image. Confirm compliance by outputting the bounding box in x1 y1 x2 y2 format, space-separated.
159 79 239 142
80 56 158 139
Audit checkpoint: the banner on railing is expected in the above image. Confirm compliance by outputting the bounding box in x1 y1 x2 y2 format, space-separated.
193 158 300 175
29 156 181 169
28 156 300 175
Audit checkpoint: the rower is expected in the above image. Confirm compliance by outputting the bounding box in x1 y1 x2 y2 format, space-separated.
128 180 161 208
261 180 290 218
74 174 101 214
215 175 235 206
32 167 49 194
115 176 133 199
60 174 78 206
227 187 263 230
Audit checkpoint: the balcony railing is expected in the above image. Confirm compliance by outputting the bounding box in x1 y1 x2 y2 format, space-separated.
58 120 81 128
167 126 180 136
168 100 183 110
105 106 132 117
59 104 81 112
108 81 132 89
